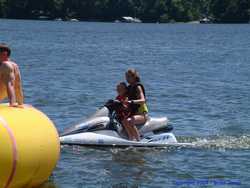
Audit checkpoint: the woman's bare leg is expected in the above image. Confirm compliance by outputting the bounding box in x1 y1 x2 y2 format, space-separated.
122 114 147 141
127 117 139 141
129 115 147 141
122 119 133 140
122 118 139 141
133 115 147 125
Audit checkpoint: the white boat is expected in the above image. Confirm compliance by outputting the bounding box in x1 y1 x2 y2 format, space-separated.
200 17 211 24
70 18 79 22
54 18 63 21
120 17 142 23
60 100 192 147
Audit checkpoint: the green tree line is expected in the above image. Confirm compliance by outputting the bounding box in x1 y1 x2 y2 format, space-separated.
0 0 249 23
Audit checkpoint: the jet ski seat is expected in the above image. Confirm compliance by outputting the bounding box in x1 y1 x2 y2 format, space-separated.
138 117 169 134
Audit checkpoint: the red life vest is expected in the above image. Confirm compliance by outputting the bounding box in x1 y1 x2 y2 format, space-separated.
115 95 131 121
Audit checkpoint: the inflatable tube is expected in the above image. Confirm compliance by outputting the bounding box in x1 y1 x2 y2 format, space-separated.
0 104 60 188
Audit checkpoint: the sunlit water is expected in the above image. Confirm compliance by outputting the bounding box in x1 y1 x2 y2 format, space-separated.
1 19 250 187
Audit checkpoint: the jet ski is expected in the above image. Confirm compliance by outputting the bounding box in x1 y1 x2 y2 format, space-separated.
60 100 189 147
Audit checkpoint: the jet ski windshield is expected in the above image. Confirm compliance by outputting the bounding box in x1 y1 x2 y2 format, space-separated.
87 106 109 119
60 106 110 136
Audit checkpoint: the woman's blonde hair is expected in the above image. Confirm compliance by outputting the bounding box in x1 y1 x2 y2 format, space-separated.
126 69 141 82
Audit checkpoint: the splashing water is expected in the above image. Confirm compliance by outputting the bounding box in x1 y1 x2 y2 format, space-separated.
178 135 250 150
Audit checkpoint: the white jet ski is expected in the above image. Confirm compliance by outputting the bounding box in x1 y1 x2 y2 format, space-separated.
60 100 189 147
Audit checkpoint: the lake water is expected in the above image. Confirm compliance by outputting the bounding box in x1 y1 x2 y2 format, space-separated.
0 19 250 188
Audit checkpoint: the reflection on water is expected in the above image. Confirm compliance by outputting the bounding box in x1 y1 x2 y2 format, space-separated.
108 148 149 185
111 148 147 165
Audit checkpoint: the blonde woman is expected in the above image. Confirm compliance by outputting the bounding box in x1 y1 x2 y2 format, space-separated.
122 69 148 141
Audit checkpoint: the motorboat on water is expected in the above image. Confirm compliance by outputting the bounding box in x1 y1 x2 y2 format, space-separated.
60 100 189 147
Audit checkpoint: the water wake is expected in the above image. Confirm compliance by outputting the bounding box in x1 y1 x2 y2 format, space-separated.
178 135 250 150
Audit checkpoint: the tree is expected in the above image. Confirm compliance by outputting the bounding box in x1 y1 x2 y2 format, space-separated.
210 0 250 23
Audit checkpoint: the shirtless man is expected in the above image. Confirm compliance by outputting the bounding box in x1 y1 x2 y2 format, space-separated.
0 44 24 107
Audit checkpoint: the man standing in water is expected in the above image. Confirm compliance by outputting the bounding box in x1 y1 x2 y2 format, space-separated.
0 44 24 107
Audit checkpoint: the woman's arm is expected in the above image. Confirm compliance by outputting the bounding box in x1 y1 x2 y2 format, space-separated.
4 63 17 106
13 64 24 105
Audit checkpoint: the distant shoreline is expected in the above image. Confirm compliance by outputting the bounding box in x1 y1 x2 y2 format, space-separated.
1 18 249 24
1 1 249 25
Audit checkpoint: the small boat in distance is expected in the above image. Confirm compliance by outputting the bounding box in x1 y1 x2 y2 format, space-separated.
70 18 79 22
54 18 63 21
119 16 142 23
38 16 49 20
200 17 212 24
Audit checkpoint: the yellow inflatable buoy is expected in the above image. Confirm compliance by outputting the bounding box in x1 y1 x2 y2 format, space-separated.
0 104 60 188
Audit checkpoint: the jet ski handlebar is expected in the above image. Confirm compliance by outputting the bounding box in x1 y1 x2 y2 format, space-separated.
104 99 123 113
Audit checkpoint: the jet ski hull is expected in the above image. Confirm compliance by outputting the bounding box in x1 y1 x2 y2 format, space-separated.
60 131 180 147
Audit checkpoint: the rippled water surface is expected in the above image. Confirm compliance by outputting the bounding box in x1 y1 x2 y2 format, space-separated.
1 19 250 187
